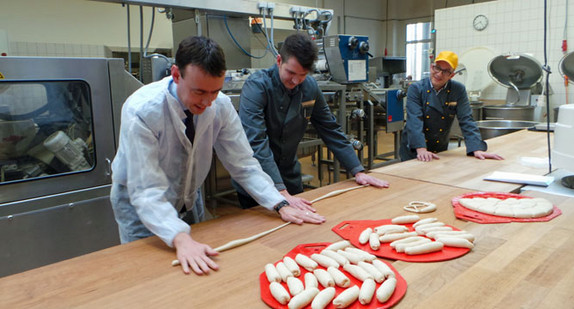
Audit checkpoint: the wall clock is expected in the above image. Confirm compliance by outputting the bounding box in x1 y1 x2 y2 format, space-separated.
473 14 489 31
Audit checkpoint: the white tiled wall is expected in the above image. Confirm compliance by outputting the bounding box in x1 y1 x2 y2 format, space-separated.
435 0 574 115
9 42 106 58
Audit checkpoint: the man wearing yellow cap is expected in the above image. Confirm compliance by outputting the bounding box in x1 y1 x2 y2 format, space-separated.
399 50 504 162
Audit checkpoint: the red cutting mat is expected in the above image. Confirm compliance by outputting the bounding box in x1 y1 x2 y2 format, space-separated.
260 242 407 309
332 220 470 262
451 192 562 224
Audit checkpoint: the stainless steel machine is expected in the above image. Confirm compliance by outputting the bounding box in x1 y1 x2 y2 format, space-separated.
0 57 141 277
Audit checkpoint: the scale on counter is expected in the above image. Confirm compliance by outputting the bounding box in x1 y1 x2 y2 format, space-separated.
488 53 543 106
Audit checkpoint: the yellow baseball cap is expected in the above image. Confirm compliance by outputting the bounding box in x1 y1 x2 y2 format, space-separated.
435 51 458 70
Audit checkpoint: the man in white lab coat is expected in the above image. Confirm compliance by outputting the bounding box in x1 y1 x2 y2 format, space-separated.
110 36 325 275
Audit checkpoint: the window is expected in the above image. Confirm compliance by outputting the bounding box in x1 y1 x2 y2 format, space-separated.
0 81 94 184
406 22 433 81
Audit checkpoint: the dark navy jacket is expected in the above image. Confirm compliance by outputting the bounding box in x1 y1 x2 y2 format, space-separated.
400 78 486 161
234 64 363 195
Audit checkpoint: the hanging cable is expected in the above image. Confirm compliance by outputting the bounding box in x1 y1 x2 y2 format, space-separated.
223 15 268 59
262 8 278 56
139 5 144 82
125 4 132 74
142 7 171 63
543 0 552 173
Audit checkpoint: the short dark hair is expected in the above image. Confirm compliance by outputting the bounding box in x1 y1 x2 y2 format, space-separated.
175 36 226 77
279 33 318 71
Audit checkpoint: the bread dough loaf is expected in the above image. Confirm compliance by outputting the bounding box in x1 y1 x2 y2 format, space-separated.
458 196 553 218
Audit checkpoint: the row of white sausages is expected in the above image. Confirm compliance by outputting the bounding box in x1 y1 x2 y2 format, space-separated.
265 243 398 308
359 215 475 254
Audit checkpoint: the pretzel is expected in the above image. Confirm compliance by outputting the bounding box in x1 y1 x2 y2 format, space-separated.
403 201 437 213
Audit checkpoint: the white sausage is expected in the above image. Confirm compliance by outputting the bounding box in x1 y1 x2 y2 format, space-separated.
379 231 418 243
325 240 351 251
287 277 304 296
283 256 301 277
321 249 348 266
311 286 336 309
276 262 294 282
412 217 438 228
371 259 395 279
332 285 360 308
359 278 376 305
265 263 282 283
414 222 445 233
304 272 318 289
288 287 319 309
358 227 373 245
376 277 397 303
369 232 381 250
345 247 377 262
416 226 453 235
357 261 385 283
327 266 351 288
428 232 475 242
391 214 420 224
311 253 339 269
395 238 431 253
405 241 444 255
269 281 290 305
436 237 475 249
337 249 363 264
342 263 373 282
390 236 426 248
295 253 318 271
374 225 409 235
313 268 335 288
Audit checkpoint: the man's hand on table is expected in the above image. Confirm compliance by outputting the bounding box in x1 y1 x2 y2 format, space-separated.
416 148 440 162
280 189 315 213
473 150 505 160
173 232 219 275
278 205 326 225
354 172 390 188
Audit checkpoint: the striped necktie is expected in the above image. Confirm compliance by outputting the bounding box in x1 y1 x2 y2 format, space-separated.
184 110 195 144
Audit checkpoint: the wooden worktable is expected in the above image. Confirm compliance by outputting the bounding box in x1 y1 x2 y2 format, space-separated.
1 170 573 308
371 130 553 192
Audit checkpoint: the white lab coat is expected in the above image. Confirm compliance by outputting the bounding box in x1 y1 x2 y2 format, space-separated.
111 77 284 246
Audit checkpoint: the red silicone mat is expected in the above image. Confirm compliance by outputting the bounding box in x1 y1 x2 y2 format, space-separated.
332 220 470 262
260 242 407 309
451 192 562 224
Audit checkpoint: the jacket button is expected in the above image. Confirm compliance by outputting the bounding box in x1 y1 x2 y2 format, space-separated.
436 140 440 143
427 90 430 93
439 128 443 132
425 139 428 143
426 102 430 105
426 115 430 119
441 116 445 119
425 128 429 131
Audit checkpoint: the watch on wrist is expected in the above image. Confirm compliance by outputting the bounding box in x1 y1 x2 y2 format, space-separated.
273 200 290 213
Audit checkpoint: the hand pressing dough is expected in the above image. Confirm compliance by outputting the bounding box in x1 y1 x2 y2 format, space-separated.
295 253 318 271
371 259 395 279
359 278 376 305
369 232 381 250
288 287 319 309
269 281 290 305
327 266 351 288
313 268 335 288
376 277 397 303
391 214 420 224
320 249 348 266
405 241 444 255
287 277 304 296
436 237 475 249
357 261 385 283
283 256 301 277
311 286 336 309
265 263 282 283
311 253 339 269
342 263 373 282
359 228 373 245
304 272 319 289
332 285 360 308
325 240 352 251
276 262 294 282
